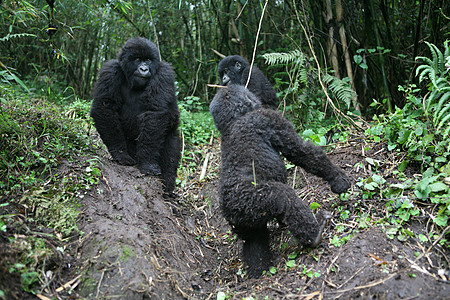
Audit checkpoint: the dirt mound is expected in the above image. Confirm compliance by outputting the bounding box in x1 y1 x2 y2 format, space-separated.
71 140 449 299
77 161 227 299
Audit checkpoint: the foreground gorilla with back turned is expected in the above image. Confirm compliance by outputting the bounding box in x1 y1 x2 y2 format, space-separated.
91 37 181 194
218 55 278 109
210 85 351 277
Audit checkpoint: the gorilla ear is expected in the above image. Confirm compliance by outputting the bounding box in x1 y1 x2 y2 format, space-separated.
235 61 242 69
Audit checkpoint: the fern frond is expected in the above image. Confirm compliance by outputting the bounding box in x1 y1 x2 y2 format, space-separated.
323 74 355 109
263 50 304 65
436 112 450 131
434 92 450 124
0 33 35 42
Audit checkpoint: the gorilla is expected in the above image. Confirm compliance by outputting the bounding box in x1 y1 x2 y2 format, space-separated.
209 85 351 278
91 37 181 194
218 55 278 109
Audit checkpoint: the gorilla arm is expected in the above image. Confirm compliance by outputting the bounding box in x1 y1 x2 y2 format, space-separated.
134 61 180 174
260 110 351 194
91 60 136 165
141 61 180 128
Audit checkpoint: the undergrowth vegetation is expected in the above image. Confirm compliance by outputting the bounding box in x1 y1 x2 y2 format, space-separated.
0 89 99 295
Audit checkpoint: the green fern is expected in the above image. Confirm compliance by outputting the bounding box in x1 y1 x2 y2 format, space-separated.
263 50 305 65
323 74 355 109
415 40 450 140
263 50 355 108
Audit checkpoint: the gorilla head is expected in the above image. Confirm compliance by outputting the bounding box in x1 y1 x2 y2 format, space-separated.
118 37 160 89
218 55 246 86
217 55 278 109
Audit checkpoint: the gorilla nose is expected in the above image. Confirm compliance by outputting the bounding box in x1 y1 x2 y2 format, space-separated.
139 65 149 73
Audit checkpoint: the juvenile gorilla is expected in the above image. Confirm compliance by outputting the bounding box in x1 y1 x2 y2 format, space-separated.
218 55 278 109
91 37 180 194
210 85 351 277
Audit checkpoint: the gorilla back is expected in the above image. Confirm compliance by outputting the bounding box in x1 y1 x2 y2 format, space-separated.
210 85 351 277
91 37 181 194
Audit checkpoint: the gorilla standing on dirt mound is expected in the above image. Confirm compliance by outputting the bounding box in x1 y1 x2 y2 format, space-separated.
91 37 180 194
210 84 351 278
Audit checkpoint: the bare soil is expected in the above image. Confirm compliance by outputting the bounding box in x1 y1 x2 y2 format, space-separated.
2 137 449 299
70 137 449 299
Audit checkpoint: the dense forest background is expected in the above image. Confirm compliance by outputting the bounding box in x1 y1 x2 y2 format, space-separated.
1 0 448 115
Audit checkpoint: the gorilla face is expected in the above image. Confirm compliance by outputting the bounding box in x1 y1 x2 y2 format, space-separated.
118 37 160 89
218 55 247 85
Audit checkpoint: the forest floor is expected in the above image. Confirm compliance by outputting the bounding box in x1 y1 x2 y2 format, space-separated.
2 134 449 299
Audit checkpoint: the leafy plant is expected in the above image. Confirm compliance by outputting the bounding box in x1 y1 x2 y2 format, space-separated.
263 49 356 110
416 40 450 140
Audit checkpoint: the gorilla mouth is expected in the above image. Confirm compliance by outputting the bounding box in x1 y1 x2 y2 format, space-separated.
222 76 231 85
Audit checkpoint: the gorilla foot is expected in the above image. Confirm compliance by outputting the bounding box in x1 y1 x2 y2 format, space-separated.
307 210 332 248
110 151 136 166
329 173 352 194
243 235 272 278
138 163 162 176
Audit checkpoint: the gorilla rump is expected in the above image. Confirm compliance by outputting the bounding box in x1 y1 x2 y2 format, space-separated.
210 85 351 277
218 55 278 109
91 37 181 194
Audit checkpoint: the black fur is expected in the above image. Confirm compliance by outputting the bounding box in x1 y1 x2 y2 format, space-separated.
210 85 351 277
91 37 181 194
218 55 278 109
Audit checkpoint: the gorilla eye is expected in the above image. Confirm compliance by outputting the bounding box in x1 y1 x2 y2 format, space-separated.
235 62 241 69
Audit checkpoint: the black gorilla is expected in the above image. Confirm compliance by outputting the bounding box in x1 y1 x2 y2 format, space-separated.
210 85 351 277
218 55 278 109
91 37 181 194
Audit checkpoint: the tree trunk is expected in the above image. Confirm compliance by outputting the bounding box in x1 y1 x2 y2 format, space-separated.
368 0 392 112
325 0 340 79
336 0 360 111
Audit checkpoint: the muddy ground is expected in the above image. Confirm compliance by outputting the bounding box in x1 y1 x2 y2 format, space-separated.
2 136 449 299
68 136 448 299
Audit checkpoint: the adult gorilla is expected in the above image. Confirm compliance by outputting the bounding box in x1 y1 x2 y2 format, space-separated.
91 37 181 194
218 55 278 109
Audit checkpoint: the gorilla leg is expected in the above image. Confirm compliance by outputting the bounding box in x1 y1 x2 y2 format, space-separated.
91 106 136 165
159 130 181 194
136 111 172 175
235 226 272 278
224 181 324 249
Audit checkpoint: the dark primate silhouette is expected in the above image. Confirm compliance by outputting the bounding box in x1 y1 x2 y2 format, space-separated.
91 37 180 194
210 85 351 277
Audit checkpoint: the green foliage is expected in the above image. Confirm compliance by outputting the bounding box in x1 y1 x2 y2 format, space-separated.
0 66 30 96
0 99 92 194
179 98 215 146
263 49 355 136
263 49 356 110
8 235 53 294
415 40 450 140
322 74 355 109
364 47 450 240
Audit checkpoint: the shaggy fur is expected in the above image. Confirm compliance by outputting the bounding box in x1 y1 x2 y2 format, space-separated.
218 55 278 109
91 37 181 194
210 85 351 277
